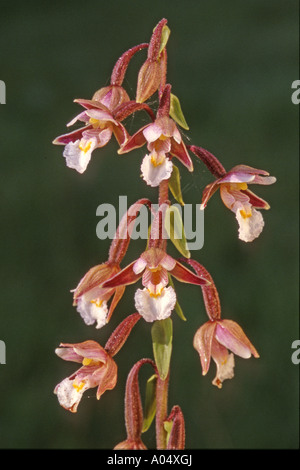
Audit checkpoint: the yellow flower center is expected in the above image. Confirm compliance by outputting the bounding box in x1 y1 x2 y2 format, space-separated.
79 141 92 153
82 357 100 366
90 299 103 308
228 182 248 191
150 153 165 167
148 286 163 298
72 381 85 392
239 207 252 219
89 118 108 129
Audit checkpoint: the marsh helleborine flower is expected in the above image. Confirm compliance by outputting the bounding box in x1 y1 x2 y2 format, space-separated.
201 164 276 242
118 115 193 187
54 340 117 412
53 92 129 174
72 262 125 329
102 247 209 322
193 319 259 388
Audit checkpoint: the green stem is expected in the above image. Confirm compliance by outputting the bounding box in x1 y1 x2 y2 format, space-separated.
155 371 170 449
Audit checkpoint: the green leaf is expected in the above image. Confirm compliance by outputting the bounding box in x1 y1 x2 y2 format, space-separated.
164 205 191 258
151 318 173 380
163 420 173 445
142 374 157 433
169 164 185 206
168 274 187 321
170 93 189 130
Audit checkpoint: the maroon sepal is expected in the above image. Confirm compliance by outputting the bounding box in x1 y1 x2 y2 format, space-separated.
105 313 141 357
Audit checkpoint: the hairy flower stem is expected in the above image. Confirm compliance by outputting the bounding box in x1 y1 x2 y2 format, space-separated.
155 371 170 449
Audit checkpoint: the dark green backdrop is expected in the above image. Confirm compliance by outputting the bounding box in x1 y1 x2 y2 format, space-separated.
0 0 298 449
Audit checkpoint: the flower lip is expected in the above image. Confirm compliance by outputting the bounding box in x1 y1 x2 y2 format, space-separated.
134 285 176 322
141 153 173 187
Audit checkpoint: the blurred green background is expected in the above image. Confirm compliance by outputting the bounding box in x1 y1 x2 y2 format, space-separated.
0 0 298 449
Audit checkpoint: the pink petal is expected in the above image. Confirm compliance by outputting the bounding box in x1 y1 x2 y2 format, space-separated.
96 357 118 399
143 121 164 142
55 346 83 363
118 125 147 154
251 175 276 186
97 127 113 147
85 108 116 123
193 322 217 375
74 98 110 111
67 111 90 127
241 189 270 209
170 139 193 171
229 165 270 176
101 261 143 288
160 253 177 271
218 172 256 184
53 124 93 145
220 185 250 211
215 320 259 359
112 122 129 146
73 341 108 363
133 257 147 274
170 261 210 286
200 181 220 209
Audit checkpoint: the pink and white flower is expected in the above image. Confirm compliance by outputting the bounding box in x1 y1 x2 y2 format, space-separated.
101 247 209 322
193 319 259 388
54 340 117 412
201 164 276 242
72 262 125 329
53 97 128 173
118 115 193 187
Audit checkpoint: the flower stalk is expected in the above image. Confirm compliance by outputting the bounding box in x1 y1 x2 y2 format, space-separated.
53 16 276 450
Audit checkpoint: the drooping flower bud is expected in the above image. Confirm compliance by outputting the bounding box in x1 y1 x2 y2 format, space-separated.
165 405 185 450
104 313 141 357
114 358 155 450
188 145 226 178
136 19 169 103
